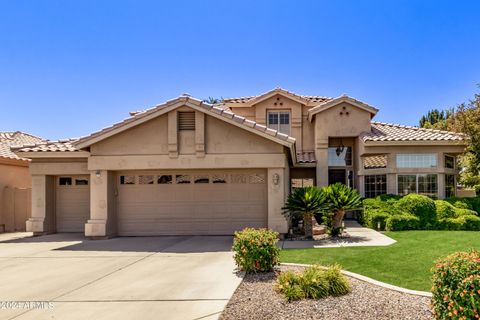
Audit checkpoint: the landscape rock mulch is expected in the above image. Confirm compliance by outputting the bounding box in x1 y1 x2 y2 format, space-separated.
221 266 433 320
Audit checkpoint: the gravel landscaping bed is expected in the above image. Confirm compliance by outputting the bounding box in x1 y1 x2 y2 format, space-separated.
221 266 433 320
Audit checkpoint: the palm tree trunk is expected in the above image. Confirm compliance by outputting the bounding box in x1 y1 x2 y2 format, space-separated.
303 213 314 239
332 209 345 236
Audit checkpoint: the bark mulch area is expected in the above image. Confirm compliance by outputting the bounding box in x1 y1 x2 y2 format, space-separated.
221 266 433 320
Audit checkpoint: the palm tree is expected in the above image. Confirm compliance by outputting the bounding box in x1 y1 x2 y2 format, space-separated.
283 187 326 239
203 97 223 104
321 183 362 236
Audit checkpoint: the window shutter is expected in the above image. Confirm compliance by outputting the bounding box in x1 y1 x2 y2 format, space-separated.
178 112 195 131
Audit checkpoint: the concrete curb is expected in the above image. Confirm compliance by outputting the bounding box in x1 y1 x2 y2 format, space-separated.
281 262 432 298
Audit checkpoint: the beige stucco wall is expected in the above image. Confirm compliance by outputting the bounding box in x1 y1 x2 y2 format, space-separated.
205 115 283 154
0 160 32 232
27 104 292 237
230 94 314 152
90 115 169 155
357 143 465 198
315 102 372 139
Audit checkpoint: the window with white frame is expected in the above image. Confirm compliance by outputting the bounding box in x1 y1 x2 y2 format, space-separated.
397 174 438 197
267 111 290 135
396 154 437 168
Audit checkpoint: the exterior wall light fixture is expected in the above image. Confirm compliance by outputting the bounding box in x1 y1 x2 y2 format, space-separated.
272 173 280 185
95 170 101 178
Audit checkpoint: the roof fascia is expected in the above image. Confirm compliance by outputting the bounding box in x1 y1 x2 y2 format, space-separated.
308 96 378 122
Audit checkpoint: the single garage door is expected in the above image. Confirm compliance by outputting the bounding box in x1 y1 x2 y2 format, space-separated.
56 175 90 232
117 169 268 235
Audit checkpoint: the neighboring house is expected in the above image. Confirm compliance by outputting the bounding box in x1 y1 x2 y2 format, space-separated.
0 131 44 232
12 88 465 238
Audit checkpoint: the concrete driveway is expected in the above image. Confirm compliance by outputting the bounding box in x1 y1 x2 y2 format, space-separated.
0 233 242 320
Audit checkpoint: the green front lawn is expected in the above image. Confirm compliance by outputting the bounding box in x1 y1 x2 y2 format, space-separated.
281 231 480 291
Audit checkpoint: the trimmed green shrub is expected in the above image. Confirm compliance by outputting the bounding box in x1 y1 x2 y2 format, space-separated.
452 200 471 210
375 194 402 201
362 198 385 211
297 266 330 299
385 214 420 231
395 194 437 229
232 228 280 273
324 264 351 296
275 265 351 301
455 208 478 217
437 217 465 230
431 250 480 319
463 215 480 231
446 196 480 213
435 200 457 220
362 209 390 230
438 215 480 231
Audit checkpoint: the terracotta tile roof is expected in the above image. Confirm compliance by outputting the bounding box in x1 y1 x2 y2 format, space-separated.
296 151 316 164
12 139 80 153
363 155 387 169
362 122 465 142
0 132 45 161
75 95 296 148
223 88 331 105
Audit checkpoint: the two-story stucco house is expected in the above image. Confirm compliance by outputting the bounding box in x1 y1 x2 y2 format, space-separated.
12 88 465 238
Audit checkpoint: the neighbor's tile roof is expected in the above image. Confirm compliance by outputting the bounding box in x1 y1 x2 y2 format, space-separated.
296 151 316 164
11 139 80 153
362 122 465 142
0 132 45 161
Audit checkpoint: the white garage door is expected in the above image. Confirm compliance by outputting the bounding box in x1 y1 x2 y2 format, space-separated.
117 170 268 236
56 176 90 232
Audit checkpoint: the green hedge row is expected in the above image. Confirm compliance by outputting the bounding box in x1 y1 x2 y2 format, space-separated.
360 194 480 231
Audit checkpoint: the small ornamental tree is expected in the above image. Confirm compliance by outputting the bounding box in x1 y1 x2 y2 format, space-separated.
283 186 326 239
322 183 362 236
431 250 480 319
232 228 280 273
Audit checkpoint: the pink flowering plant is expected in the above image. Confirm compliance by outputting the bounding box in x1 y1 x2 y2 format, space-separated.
232 228 280 273
431 250 480 319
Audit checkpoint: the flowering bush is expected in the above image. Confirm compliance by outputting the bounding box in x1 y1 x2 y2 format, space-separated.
431 250 480 319
232 228 280 273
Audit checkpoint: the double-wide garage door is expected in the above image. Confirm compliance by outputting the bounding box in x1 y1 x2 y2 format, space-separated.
117 169 268 236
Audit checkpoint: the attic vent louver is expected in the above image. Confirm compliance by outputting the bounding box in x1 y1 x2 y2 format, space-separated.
178 112 195 131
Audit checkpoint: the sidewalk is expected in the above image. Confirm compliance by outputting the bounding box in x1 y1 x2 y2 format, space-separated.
280 220 396 249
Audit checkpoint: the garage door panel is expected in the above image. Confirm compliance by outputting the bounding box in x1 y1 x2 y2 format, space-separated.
117 169 268 235
56 177 90 233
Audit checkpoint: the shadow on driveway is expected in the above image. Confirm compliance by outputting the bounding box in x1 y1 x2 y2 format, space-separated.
0 233 234 253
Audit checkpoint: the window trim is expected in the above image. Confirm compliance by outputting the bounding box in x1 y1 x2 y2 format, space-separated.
267 110 291 135
364 174 387 198
396 173 438 197
444 155 455 169
328 146 353 167
396 153 438 169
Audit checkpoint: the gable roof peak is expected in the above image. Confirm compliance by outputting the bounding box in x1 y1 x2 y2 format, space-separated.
307 94 378 121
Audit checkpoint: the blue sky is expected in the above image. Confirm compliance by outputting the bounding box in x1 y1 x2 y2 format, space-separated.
0 0 479 140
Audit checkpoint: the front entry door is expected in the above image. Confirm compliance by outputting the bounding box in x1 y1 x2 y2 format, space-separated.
328 169 346 185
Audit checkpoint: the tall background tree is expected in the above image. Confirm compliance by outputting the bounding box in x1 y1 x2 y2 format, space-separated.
419 88 480 189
